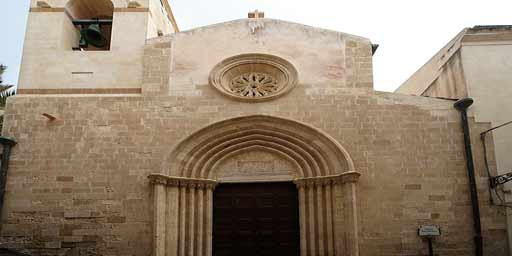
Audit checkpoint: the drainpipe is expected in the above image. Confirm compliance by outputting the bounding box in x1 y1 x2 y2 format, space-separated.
453 98 483 256
0 136 17 215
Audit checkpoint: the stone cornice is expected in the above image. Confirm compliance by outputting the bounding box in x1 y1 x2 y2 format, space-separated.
29 7 65 12
149 172 360 189
29 7 150 13
148 174 218 189
294 171 361 188
17 88 142 95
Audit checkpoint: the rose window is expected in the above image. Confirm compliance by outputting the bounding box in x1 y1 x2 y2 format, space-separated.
209 54 298 102
229 72 279 97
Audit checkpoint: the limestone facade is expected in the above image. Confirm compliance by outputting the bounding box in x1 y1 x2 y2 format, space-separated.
0 8 508 256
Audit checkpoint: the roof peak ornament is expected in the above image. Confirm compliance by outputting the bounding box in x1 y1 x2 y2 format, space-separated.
248 9 265 18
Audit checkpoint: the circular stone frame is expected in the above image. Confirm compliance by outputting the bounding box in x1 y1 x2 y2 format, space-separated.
209 53 298 102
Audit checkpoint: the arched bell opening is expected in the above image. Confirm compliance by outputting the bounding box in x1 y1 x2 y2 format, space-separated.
149 115 361 256
64 0 114 51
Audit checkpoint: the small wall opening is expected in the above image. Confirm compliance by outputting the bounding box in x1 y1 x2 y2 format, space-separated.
65 0 114 51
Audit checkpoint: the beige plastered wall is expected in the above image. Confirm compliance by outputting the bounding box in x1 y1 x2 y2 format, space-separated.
461 43 512 254
395 29 468 97
149 19 374 97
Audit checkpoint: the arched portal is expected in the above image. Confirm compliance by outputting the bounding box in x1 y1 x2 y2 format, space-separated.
149 115 361 256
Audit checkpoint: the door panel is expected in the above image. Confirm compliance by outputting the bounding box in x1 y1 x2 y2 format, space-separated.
213 182 300 256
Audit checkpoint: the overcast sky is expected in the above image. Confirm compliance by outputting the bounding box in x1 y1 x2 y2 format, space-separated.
1 0 511 92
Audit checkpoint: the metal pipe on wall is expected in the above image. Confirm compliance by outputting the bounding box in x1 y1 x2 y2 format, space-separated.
453 98 483 256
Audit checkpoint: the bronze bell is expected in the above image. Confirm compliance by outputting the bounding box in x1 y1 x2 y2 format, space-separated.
80 23 107 48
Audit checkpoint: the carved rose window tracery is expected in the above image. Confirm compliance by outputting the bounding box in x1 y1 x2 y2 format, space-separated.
209 54 298 102
230 72 279 97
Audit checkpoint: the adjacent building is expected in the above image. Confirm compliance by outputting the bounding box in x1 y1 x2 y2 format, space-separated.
397 25 512 255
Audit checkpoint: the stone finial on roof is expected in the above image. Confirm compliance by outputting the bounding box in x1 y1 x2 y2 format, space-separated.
36 1 51 8
128 1 142 8
248 10 265 18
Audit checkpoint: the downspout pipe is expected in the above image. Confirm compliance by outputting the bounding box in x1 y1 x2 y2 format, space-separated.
0 136 16 216
453 98 483 256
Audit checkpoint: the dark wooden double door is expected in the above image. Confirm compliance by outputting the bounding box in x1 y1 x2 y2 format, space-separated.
213 182 300 256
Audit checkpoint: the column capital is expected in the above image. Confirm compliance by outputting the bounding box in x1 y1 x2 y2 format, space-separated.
334 171 361 185
148 174 218 189
294 171 361 188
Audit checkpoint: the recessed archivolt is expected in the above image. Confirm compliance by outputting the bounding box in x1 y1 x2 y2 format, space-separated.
211 145 301 180
187 132 323 178
163 115 355 179
195 137 314 178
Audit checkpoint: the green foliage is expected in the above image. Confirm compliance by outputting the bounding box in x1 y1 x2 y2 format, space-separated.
0 64 15 132
0 64 14 107
0 64 6 84
0 88 15 108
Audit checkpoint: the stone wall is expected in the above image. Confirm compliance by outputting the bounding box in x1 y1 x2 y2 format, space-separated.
1 19 508 255
0 90 506 255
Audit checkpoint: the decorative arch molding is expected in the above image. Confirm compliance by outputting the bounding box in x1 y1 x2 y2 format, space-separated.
149 115 361 256
165 115 355 178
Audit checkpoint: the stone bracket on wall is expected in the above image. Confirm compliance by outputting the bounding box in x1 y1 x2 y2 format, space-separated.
149 171 361 256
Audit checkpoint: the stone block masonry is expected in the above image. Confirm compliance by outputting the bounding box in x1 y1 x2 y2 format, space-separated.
0 89 506 255
1 18 507 255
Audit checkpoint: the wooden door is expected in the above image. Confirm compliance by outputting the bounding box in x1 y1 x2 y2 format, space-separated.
213 182 300 256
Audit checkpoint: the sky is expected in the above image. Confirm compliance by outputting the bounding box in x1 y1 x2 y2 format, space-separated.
1 0 511 92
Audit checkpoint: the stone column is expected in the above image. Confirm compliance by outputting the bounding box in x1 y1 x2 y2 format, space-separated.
196 185 205 256
333 180 345 255
332 172 361 256
298 185 307 255
148 174 217 256
178 186 187 256
205 186 214 256
150 172 359 256
187 184 196 256
150 177 167 256
307 183 317 255
294 171 361 256
325 183 335 255
166 184 180 256
338 172 361 256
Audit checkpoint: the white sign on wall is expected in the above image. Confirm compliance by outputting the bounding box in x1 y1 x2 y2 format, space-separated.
418 225 441 237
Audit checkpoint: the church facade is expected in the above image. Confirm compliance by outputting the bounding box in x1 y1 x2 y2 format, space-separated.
0 0 508 255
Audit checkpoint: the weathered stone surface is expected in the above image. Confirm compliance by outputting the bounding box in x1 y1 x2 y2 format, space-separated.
1 11 507 256
1 90 506 255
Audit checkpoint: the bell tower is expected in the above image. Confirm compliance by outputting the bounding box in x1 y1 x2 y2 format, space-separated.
17 0 178 94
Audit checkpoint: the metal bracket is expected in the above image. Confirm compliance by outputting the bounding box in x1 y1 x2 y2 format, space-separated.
490 171 512 188
72 19 113 26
